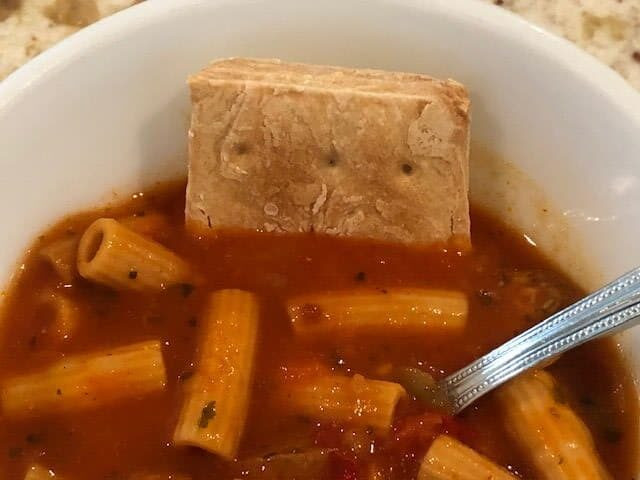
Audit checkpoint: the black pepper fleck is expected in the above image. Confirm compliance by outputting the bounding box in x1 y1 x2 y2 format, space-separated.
198 401 217 428
327 146 339 166
401 163 413 175
235 142 250 154
633 51 640 63
128 270 138 280
354 271 366 282
25 433 41 444
56 388 62 396
494 0 504 5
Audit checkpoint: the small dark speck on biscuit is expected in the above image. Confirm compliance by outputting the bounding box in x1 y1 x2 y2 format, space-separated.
235 142 250 154
401 163 414 175
327 146 339 166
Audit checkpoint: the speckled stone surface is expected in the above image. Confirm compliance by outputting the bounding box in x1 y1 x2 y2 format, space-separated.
0 0 138 80
1 0 640 89
485 0 640 90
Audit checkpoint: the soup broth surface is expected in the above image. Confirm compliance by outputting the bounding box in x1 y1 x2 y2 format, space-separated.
0 181 636 479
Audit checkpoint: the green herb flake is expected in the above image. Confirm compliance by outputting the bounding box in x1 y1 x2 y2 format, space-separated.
198 401 217 428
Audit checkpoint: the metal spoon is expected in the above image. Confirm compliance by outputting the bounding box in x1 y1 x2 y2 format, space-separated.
419 266 640 415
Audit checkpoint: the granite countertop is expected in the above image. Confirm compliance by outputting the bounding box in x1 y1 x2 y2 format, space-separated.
1 0 639 89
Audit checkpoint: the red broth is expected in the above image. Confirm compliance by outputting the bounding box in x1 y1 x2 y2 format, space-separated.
0 180 636 479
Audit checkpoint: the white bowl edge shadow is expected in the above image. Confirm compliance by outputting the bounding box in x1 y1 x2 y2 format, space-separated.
1 0 640 467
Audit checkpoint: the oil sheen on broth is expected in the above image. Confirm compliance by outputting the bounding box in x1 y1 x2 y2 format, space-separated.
0 181 636 480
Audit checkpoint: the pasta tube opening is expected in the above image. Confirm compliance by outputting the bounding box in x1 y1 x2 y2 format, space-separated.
77 218 194 291
496 370 612 480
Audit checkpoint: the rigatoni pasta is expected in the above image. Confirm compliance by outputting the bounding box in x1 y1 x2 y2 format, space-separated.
496 370 612 480
35 291 79 343
287 288 467 338
417 434 516 480
280 373 406 434
173 289 260 459
0 173 635 478
1 340 166 418
77 218 193 291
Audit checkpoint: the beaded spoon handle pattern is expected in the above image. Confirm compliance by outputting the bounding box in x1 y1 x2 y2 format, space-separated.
441 267 640 414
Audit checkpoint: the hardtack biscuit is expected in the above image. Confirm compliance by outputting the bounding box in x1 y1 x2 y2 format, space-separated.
186 58 471 245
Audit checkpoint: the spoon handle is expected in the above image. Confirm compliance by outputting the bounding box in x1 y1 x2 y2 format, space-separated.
442 266 640 414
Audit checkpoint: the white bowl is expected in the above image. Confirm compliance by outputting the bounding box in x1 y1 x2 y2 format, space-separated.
1 0 640 466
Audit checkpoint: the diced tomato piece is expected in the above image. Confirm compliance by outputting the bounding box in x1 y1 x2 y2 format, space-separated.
442 414 476 445
388 410 444 453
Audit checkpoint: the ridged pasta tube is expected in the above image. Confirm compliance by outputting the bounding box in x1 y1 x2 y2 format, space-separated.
77 218 193 291
281 373 406 434
418 434 516 480
173 289 260 459
35 291 79 343
496 370 611 480
1 340 167 418
287 288 467 338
